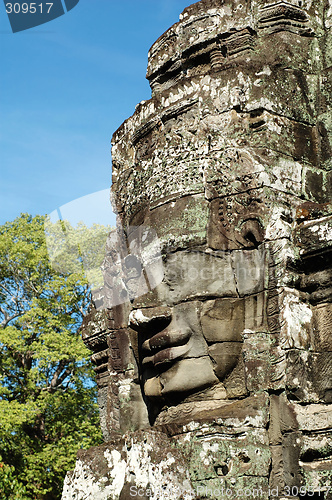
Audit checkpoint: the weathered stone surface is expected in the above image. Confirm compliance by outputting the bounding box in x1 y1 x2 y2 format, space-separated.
208 342 243 380
278 288 313 350
201 293 267 342
293 403 332 433
65 0 332 498
130 194 209 252
282 432 303 488
294 215 332 255
286 350 332 403
269 393 299 447
150 392 269 430
269 445 284 492
223 355 248 400
311 302 332 352
242 332 287 393
62 430 193 500
134 250 238 307
179 426 270 481
201 298 245 342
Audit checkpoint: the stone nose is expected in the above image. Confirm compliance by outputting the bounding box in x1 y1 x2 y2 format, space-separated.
128 307 172 333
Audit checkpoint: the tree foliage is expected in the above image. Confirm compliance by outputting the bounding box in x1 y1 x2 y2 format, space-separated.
0 214 106 499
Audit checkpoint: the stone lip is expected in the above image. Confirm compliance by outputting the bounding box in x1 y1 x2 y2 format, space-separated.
142 343 190 367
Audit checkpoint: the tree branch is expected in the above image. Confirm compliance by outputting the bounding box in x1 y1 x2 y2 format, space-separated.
46 360 72 392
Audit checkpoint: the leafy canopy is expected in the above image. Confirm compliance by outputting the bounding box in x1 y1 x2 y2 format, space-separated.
0 214 109 499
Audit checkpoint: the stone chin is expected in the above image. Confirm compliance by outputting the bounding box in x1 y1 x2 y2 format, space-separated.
143 356 219 398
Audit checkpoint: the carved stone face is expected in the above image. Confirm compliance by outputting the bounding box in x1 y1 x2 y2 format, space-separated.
102 0 332 432
128 245 267 402
79 3 332 495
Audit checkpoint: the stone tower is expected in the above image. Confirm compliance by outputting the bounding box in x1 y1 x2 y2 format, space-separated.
63 1 332 498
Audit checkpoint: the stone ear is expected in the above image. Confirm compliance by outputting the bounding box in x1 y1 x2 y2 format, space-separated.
240 219 265 249
207 194 267 251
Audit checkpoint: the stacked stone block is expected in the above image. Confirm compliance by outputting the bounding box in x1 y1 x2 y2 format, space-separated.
63 1 332 499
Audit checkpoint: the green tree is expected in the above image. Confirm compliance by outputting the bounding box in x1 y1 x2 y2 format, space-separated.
0 214 107 499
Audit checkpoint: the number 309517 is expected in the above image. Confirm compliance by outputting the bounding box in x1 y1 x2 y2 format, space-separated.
5 3 53 14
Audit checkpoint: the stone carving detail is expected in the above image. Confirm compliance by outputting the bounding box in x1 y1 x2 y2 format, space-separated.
63 0 332 498
257 2 312 35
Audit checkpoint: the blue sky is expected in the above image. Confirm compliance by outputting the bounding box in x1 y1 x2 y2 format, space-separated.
0 0 192 227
